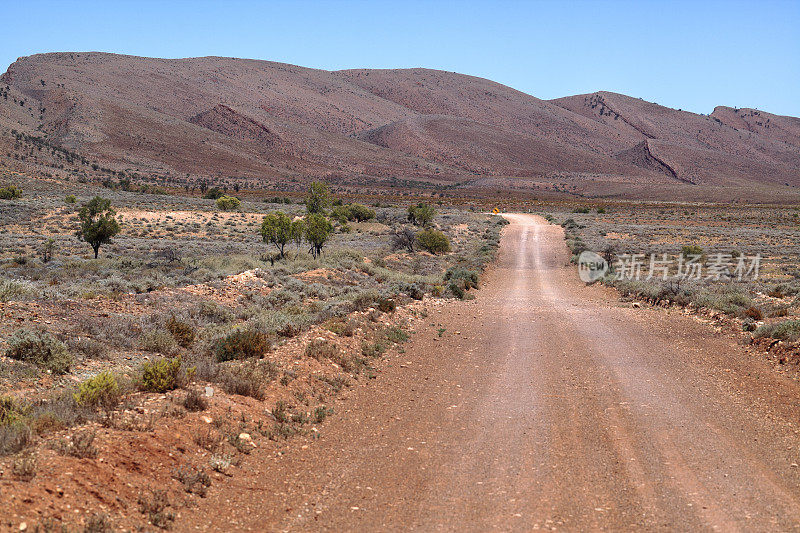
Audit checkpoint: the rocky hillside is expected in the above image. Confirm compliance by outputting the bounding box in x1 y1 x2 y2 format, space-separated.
1 52 798 199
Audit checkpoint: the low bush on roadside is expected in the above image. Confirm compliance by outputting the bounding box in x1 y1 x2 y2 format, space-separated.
5 328 74 374
361 341 386 358
217 361 276 400
215 329 271 362
445 268 479 290
139 356 186 393
74 371 122 409
755 320 800 342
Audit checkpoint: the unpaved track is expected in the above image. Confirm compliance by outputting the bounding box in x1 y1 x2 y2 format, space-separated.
186 214 800 531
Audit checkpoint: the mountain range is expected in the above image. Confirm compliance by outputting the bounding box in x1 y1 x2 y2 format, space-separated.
1 52 798 200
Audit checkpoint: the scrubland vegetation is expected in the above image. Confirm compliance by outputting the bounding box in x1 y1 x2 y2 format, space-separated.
0 169 506 529
546 202 800 347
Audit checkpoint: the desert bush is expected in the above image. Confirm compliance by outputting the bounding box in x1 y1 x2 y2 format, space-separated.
139 328 178 355
743 306 763 321
682 245 704 257
377 297 396 313
312 405 333 424
755 320 800 342
172 465 211 497
0 185 23 199
11 450 37 481
74 371 122 410
84 513 113 533
53 429 97 458
350 289 379 311
215 329 271 361
166 315 195 347
27 390 94 435
64 194 77 204
183 388 208 412
445 267 479 290
417 229 451 254
305 339 338 360
139 356 186 393
330 204 351 224
0 420 32 456
1 397 32 456
0 279 39 302
694 290 751 315
217 361 275 400
348 203 376 222
196 301 235 324
324 318 356 337
361 341 386 358
216 195 240 210
138 489 174 529
203 187 225 200
332 203 375 223
381 326 409 344
391 226 417 253
448 281 466 299
5 328 74 374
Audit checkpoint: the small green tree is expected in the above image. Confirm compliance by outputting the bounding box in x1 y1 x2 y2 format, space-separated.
291 219 305 249
304 214 333 258
407 202 436 227
260 211 295 259
76 196 121 258
216 195 240 211
305 181 331 214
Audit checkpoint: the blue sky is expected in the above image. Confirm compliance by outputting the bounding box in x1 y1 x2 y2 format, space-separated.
2 0 799 116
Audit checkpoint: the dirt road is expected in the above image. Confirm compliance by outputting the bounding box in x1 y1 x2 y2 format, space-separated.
186 214 800 531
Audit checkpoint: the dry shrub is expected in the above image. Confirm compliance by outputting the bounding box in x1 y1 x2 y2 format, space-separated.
166 315 195 348
5 328 74 374
305 339 338 360
215 329 271 362
183 388 208 412
140 356 187 393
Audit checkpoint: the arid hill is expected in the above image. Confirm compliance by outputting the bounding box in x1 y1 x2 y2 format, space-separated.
1 52 798 200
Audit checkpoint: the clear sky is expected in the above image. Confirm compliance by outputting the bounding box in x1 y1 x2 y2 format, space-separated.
2 0 799 116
